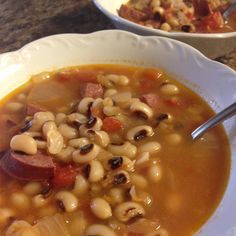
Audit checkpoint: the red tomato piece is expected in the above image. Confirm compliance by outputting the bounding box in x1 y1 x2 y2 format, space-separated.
102 117 123 133
52 165 77 189
200 11 224 31
139 69 162 93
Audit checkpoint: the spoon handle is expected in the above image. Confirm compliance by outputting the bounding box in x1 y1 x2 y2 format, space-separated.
191 101 236 140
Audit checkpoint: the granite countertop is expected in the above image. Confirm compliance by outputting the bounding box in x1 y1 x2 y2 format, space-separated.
0 0 235 70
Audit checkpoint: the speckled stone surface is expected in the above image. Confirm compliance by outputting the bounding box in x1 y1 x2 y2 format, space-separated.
0 0 235 70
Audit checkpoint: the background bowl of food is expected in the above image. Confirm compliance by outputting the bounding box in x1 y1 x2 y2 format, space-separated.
0 30 236 235
93 0 236 59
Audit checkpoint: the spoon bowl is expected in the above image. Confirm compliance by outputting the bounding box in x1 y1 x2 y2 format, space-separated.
191 101 236 140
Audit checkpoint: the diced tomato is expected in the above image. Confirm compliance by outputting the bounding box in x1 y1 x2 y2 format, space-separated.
52 165 77 189
199 11 224 32
102 117 123 133
56 70 98 83
139 69 162 93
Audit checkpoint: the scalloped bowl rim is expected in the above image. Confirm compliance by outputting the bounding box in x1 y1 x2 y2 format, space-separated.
93 0 236 38
0 30 236 235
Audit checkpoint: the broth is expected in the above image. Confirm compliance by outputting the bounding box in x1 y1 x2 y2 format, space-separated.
0 65 230 236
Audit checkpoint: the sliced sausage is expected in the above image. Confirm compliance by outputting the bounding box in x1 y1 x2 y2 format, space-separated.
118 4 148 22
0 150 55 181
193 0 212 16
141 93 159 109
80 83 104 99
26 103 47 116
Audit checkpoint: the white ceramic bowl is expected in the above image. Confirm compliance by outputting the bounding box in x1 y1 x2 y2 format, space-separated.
0 30 236 235
93 0 236 59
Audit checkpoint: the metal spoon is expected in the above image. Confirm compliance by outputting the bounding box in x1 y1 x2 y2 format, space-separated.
222 2 236 21
191 101 236 140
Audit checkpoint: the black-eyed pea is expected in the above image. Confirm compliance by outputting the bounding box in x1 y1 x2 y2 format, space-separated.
90 198 112 219
10 134 37 155
111 92 132 104
46 130 64 154
69 137 89 148
167 18 179 27
5 102 24 113
55 113 67 125
85 116 103 131
126 125 154 142
114 201 145 222
107 142 137 159
88 160 105 183
98 74 129 88
96 148 113 162
55 146 74 163
23 131 42 138
138 141 161 154
160 84 179 96
0 208 15 227
135 152 150 166
10 192 31 210
165 133 182 145
113 170 130 185
109 188 125 204
72 144 100 163
122 157 135 172
153 6 164 15
130 173 148 189
103 97 114 107
147 164 162 183
58 124 78 139
104 89 118 98
73 175 90 197
92 98 104 109
77 97 94 114
55 191 78 213
156 113 173 126
36 140 47 149
130 101 153 119
67 112 88 125
145 228 169 236
86 224 117 236
23 182 42 196
160 22 172 31
103 106 120 116
90 184 102 194
150 0 161 8
32 194 49 208
42 121 57 137
89 130 110 148
31 112 55 131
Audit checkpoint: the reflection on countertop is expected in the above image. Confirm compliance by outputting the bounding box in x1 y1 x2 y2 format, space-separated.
0 0 235 70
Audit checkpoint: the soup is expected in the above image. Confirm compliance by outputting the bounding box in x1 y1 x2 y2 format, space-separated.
0 65 230 236
118 0 236 33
